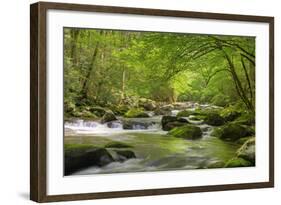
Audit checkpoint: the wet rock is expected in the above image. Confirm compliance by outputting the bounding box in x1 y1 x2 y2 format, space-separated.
122 119 154 130
164 122 187 131
115 150 136 161
168 125 202 140
161 116 189 131
64 145 114 175
204 113 225 126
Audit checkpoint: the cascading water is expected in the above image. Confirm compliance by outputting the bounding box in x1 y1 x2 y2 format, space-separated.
65 107 240 175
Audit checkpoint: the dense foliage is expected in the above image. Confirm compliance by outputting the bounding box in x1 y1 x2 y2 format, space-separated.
63 28 255 116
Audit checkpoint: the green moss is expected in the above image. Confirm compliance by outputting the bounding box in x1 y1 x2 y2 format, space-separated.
168 125 202 140
124 108 149 118
104 141 133 148
212 122 254 141
225 157 252 168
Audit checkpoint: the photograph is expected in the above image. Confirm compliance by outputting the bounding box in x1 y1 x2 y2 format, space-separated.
63 28 256 176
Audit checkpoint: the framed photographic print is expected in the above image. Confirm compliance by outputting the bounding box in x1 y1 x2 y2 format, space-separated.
30 1 274 202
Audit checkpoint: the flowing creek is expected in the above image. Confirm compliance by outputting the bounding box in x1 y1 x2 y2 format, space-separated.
65 109 240 175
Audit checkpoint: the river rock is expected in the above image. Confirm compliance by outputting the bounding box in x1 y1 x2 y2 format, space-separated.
115 150 136 161
101 111 117 123
168 125 202 140
122 119 154 130
64 145 114 175
124 108 150 118
161 116 189 131
204 113 225 126
212 122 254 141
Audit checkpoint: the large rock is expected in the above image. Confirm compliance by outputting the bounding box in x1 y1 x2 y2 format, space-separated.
64 144 114 175
101 111 117 123
212 122 254 141
237 137 255 164
115 150 136 161
168 125 202 140
161 116 188 131
124 108 150 118
122 119 154 130
204 113 225 126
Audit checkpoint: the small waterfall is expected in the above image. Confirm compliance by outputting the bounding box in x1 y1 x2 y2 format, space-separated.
65 117 163 135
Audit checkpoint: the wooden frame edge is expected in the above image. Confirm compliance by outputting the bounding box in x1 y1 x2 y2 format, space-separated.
30 1 274 202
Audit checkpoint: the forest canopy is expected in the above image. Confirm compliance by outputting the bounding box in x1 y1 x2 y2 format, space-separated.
63 28 255 116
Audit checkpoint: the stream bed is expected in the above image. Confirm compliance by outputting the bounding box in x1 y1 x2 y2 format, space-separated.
64 111 240 175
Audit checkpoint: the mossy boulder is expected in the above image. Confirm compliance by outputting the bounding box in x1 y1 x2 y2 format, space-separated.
124 108 150 118
64 144 114 175
161 116 188 131
168 125 202 140
122 119 154 130
204 113 225 126
212 122 254 141
115 150 136 161
163 122 187 131
101 111 117 123
225 157 252 168
104 141 132 149
237 137 255 164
